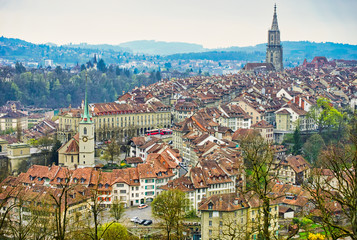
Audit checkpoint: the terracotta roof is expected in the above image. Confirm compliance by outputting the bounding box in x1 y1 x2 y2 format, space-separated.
65 139 79 153
281 155 311 173
125 157 143 164
276 109 290 115
198 193 248 211
251 120 273 129
232 128 257 141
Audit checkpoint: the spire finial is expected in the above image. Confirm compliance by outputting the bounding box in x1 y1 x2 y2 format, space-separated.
81 71 92 123
271 4 279 30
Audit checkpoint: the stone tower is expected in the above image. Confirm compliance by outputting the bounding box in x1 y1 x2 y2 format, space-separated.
266 4 283 71
78 73 95 166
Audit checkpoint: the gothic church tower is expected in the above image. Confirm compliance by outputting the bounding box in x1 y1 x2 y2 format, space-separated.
266 4 283 71
78 73 95 166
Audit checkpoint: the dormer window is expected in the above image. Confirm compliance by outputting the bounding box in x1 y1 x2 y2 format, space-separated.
74 178 78 183
38 177 42 181
105 184 109 189
208 203 213 210
98 184 103 188
30 176 35 181
81 178 85 183
57 178 61 183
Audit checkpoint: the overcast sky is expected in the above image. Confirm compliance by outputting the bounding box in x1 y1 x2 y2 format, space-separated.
0 0 356 48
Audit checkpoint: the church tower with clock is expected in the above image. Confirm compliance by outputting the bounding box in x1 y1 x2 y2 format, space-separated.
266 4 283 71
78 73 95 166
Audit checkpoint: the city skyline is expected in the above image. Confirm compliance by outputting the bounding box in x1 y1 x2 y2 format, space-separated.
0 0 356 48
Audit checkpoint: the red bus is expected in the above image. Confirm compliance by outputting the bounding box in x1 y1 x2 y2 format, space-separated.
146 129 160 136
146 129 173 136
160 129 173 135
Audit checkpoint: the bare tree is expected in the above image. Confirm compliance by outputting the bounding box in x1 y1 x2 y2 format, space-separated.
101 138 120 165
304 115 357 240
239 133 281 240
16 119 22 142
0 184 22 237
48 171 75 240
83 171 114 240
110 199 125 222
214 215 250 240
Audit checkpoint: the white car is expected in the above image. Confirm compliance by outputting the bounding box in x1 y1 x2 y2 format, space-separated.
130 216 145 224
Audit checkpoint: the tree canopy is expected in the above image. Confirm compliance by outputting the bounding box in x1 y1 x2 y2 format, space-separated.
152 189 189 240
0 67 161 108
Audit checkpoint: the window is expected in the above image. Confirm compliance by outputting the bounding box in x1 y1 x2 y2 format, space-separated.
84 127 87 135
209 230 212 236
209 220 212 226
209 212 213 218
117 184 124 187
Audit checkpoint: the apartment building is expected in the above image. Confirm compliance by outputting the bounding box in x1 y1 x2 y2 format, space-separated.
57 101 171 143
199 192 279 240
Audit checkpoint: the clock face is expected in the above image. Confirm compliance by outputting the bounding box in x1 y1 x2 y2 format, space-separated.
82 136 88 142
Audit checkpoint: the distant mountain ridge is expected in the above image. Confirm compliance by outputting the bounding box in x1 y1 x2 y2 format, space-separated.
1 37 357 66
63 39 357 61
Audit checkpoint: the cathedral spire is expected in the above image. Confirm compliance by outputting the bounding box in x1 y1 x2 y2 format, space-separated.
271 4 279 31
81 72 92 123
266 4 283 71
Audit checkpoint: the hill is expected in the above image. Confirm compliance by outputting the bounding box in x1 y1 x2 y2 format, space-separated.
218 41 357 63
1 37 357 67
0 37 128 65
118 40 205 55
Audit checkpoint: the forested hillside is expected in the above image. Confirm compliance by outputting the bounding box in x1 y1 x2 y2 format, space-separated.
0 66 161 108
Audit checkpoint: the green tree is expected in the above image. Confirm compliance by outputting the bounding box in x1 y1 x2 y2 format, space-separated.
302 134 325 164
66 94 71 104
99 223 131 240
308 98 344 135
15 62 26 74
101 138 121 164
55 66 63 75
49 140 62 165
97 59 107 73
80 64 86 71
152 189 189 240
292 127 303 155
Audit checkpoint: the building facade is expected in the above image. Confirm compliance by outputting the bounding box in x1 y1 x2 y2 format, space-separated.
57 102 171 143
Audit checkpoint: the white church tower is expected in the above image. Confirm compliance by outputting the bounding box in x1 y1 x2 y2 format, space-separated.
78 73 95 166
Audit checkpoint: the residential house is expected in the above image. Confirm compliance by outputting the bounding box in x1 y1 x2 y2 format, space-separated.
277 155 311 185
251 120 274 143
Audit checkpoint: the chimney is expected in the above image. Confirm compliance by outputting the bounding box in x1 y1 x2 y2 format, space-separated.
301 99 305 110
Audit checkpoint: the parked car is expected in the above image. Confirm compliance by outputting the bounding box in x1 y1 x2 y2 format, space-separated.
143 219 153 226
138 219 146 225
138 204 148 209
130 217 143 224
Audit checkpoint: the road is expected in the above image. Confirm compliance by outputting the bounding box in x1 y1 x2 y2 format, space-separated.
124 203 154 226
